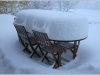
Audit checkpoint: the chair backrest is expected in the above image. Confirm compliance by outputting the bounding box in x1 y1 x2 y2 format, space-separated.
14 24 31 44
14 24 28 38
32 30 59 63
32 30 50 47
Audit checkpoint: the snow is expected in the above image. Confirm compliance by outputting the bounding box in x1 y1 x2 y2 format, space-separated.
14 9 89 40
0 9 100 74
76 1 100 10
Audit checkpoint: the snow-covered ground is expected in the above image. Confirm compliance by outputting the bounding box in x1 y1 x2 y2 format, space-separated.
0 9 100 74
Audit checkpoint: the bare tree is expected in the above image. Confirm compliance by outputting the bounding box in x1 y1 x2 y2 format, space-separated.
18 1 30 10
57 1 78 12
0 1 8 14
0 1 78 14
32 1 53 10
7 1 18 14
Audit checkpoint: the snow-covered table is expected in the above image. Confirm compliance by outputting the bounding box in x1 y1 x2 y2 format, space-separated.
14 9 89 41
14 9 89 67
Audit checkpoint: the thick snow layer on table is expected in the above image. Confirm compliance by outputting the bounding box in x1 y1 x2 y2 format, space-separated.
14 9 89 40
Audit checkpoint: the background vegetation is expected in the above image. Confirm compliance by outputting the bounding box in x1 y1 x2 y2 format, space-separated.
0 1 78 15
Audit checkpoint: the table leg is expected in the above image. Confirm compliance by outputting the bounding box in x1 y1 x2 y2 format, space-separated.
73 41 80 59
73 41 77 59
57 42 61 67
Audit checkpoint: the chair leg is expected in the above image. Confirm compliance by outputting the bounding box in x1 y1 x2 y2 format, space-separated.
23 43 28 52
45 57 50 62
53 61 60 69
30 45 39 58
38 44 44 55
53 62 57 68
30 45 41 58
23 43 31 53
18 36 25 47
53 61 63 69
19 36 31 54
41 52 48 62
30 51 35 58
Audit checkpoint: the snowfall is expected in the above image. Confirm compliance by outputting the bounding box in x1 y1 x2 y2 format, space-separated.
0 9 100 74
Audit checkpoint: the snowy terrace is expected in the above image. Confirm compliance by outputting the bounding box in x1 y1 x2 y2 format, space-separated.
14 9 89 41
1 9 100 74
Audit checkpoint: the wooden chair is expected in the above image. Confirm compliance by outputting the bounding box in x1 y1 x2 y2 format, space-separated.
32 30 69 68
14 24 41 58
